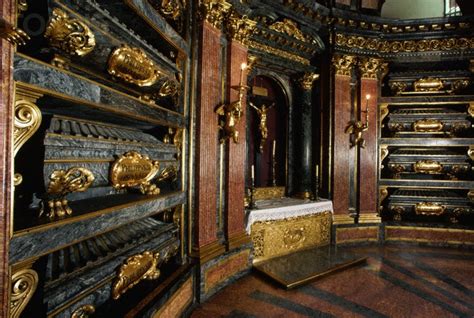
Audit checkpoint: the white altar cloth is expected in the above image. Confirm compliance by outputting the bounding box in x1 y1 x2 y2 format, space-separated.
245 198 333 233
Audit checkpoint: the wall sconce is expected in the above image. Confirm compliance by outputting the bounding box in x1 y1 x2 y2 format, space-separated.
215 63 249 143
345 94 370 148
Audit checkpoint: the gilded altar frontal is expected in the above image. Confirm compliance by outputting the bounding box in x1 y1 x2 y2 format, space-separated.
1 0 473 317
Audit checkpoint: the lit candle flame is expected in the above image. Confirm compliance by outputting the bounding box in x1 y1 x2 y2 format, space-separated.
366 94 371 100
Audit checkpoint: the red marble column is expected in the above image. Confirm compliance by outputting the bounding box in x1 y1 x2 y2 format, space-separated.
332 74 352 220
359 78 378 221
225 40 249 249
194 22 224 255
0 1 14 315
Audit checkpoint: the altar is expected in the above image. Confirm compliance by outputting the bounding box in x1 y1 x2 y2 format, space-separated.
246 198 333 263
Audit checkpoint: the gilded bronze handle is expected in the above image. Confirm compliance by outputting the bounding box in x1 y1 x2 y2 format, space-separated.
413 160 443 174
413 119 444 132
415 202 445 216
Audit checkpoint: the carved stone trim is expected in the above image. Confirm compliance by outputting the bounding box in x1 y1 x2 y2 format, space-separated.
359 57 383 79
269 19 306 42
226 11 257 45
199 0 231 29
10 267 38 318
44 8 95 56
332 55 356 76
299 73 319 90
112 251 160 299
108 45 162 87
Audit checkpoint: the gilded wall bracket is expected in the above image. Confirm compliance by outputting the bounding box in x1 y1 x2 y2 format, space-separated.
13 89 43 186
10 262 39 318
43 167 95 218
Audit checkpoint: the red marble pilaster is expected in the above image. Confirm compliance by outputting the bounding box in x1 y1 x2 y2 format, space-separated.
225 40 248 244
333 75 352 217
0 0 14 316
194 22 222 249
359 78 378 216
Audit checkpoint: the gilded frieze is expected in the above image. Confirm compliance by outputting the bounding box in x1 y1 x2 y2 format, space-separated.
112 251 160 299
44 8 95 56
332 55 356 76
335 33 474 53
226 11 257 45
199 0 231 29
248 40 309 65
269 19 307 42
108 45 162 87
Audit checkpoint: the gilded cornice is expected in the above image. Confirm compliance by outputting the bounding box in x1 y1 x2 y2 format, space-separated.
332 55 356 76
199 0 231 29
269 19 307 42
299 73 319 90
248 40 309 65
335 33 474 54
226 11 257 45
358 57 383 79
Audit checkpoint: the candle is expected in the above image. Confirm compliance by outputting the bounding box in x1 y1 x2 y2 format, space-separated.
240 63 247 86
316 164 319 178
251 164 255 180
365 94 370 122
272 140 276 157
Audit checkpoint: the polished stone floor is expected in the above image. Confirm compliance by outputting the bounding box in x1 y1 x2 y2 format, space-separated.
191 245 474 318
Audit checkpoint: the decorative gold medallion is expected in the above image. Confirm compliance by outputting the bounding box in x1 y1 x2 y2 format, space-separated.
413 119 444 132
413 160 443 174
108 45 162 87
414 77 444 92
44 8 95 56
269 19 307 42
112 251 160 299
44 167 95 218
415 202 446 216
10 268 38 318
110 151 160 195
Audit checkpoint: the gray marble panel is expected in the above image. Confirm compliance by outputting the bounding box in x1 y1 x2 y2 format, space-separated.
9 191 186 263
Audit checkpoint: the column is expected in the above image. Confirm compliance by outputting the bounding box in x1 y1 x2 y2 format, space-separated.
332 55 356 224
224 11 256 250
293 73 319 199
192 0 230 261
358 58 384 223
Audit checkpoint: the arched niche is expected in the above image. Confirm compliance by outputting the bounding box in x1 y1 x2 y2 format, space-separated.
247 74 290 189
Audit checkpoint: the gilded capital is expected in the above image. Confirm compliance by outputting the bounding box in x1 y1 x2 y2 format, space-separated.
199 0 231 29
332 55 356 76
299 73 319 90
226 11 257 45
359 57 383 79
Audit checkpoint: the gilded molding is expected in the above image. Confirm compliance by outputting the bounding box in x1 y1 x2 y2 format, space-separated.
414 77 444 92
71 304 95 318
108 45 162 87
10 267 38 318
199 0 231 29
0 19 29 45
389 81 408 95
332 55 356 76
380 145 389 162
226 11 257 45
252 186 285 201
44 167 95 218
112 251 160 299
379 103 389 123
299 73 319 90
379 187 388 212
335 33 474 53
269 18 307 42
248 40 310 65
359 57 383 79
159 79 180 103
110 151 160 195
44 8 95 56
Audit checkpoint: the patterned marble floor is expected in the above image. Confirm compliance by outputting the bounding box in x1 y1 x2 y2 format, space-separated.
191 245 474 318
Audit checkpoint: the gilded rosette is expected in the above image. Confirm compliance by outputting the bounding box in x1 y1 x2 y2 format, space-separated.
112 251 160 299
44 8 95 56
108 45 162 87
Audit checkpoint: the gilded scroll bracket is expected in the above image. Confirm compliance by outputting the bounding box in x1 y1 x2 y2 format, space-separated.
10 262 39 318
